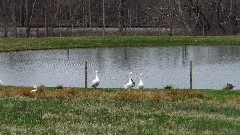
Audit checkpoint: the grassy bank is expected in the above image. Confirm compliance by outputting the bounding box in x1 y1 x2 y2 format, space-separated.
0 36 240 52
0 86 240 134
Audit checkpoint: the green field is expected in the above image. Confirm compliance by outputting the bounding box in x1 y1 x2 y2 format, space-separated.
0 36 240 52
0 86 240 134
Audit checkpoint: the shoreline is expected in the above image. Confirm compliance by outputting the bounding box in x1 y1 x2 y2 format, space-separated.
0 36 240 52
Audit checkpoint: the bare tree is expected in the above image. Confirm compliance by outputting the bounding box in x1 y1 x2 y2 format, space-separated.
11 0 17 37
2 0 10 37
25 0 37 37
117 0 126 35
88 0 92 35
175 0 189 35
0 0 239 37
102 0 105 36
228 0 238 34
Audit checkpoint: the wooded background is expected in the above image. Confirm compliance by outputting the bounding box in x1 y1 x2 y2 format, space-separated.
0 0 240 37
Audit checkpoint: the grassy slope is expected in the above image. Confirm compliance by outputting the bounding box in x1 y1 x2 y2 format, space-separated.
0 86 240 134
0 36 240 51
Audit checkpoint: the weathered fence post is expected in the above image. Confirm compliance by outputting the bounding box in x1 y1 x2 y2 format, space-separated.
190 61 193 89
85 61 87 88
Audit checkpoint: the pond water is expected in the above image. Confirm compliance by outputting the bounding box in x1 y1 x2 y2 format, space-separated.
0 46 240 89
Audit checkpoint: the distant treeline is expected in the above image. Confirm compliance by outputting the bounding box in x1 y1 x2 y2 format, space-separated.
0 0 240 37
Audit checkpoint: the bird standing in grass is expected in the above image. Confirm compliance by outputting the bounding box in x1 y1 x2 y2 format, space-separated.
225 83 235 90
131 79 135 87
31 85 38 92
124 72 134 89
137 73 144 89
0 80 3 85
91 71 100 88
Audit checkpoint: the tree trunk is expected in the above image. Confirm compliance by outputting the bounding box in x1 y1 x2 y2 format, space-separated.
127 9 132 35
89 0 92 35
2 0 8 38
36 24 39 38
11 0 17 37
44 2 48 37
102 0 105 36
118 0 125 35
51 0 60 37
26 0 37 37
229 0 238 35
176 0 188 35
25 0 29 37
69 1 73 37
168 0 173 36
216 0 227 35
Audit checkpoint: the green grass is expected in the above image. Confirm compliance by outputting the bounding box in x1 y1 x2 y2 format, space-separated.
0 86 240 134
0 36 240 52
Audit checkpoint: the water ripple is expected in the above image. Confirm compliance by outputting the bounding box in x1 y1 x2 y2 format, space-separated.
0 46 240 89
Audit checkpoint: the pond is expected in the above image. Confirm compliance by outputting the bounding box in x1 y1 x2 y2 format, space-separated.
0 46 240 89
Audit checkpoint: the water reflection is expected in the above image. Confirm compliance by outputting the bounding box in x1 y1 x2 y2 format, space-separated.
0 46 240 89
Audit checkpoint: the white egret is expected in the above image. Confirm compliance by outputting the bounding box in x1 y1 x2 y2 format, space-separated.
31 85 38 92
91 71 100 88
137 73 144 89
124 72 133 89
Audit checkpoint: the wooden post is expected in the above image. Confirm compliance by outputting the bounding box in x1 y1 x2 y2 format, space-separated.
85 61 87 88
190 61 193 89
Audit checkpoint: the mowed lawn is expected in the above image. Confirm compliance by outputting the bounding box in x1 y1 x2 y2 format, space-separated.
0 36 240 52
0 86 240 134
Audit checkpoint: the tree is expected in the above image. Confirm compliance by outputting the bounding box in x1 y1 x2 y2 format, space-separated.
102 0 105 35
117 0 126 35
1 0 10 37
25 0 37 37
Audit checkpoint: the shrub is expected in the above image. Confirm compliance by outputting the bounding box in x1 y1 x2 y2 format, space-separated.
164 85 174 89
56 85 64 89
3 86 34 98
166 90 207 102
34 85 47 98
56 88 79 99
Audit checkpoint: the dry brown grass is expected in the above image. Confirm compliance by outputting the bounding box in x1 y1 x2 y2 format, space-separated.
33 85 48 98
108 89 207 102
0 86 47 99
0 87 208 102
2 86 34 98
166 89 207 102
0 87 103 100
78 91 104 99
109 90 166 102
56 88 79 99
227 95 240 107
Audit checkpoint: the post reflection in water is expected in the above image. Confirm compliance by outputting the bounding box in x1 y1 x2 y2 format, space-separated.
0 46 240 89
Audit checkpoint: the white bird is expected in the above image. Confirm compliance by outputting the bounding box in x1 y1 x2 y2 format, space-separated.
137 73 144 89
31 85 38 92
0 80 3 85
91 71 100 88
124 72 133 89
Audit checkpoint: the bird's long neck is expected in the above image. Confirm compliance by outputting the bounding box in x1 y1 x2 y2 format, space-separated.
96 72 99 80
140 76 143 83
128 74 132 82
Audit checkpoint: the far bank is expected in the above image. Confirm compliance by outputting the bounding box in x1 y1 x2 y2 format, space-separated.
0 36 240 52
